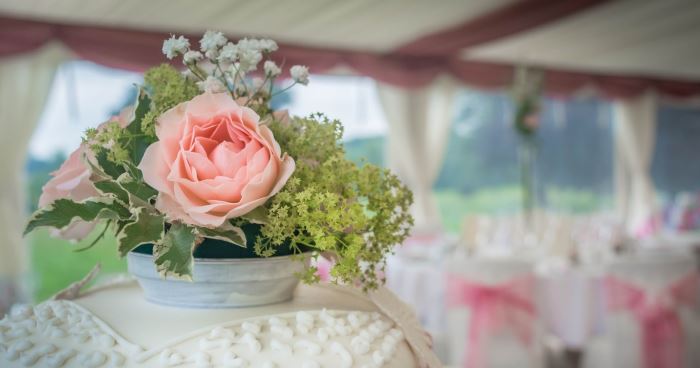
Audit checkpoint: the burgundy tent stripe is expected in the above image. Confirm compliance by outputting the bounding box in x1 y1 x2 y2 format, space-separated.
1 15 700 97
395 0 612 56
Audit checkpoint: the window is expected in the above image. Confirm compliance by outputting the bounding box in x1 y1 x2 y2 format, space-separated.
652 104 700 201
435 89 615 232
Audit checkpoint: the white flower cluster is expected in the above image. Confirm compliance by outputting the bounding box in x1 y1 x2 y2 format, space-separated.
162 35 189 60
290 65 309 86
161 31 310 106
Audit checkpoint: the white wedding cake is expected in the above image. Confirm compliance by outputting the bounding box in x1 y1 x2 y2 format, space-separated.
0 281 428 368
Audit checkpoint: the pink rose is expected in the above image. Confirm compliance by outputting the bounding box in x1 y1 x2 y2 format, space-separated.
38 146 99 241
37 108 133 241
138 92 295 228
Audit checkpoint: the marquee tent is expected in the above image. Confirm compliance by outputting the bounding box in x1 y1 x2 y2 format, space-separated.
0 0 699 306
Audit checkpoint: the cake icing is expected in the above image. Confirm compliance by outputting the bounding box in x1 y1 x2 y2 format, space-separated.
0 282 425 367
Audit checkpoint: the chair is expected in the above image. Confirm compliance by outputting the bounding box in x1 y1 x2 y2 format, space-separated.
586 251 700 368
445 257 543 368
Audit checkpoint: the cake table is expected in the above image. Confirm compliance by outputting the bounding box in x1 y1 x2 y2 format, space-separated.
0 280 431 368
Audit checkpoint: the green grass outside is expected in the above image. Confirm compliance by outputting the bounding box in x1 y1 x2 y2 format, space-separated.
435 186 611 234
29 228 124 302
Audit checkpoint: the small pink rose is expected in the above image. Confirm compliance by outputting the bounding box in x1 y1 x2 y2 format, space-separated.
138 92 295 228
38 146 98 241
37 107 133 241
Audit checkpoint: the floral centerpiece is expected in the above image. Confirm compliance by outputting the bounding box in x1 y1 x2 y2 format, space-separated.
25 31 413 294
511 65 543 227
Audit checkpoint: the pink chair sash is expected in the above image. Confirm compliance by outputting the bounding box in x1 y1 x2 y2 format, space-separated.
447 274 536 368
605 272 700 368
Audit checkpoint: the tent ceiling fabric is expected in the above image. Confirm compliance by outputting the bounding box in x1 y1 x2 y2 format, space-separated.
1 0 699 94
0 0 516 52
465 0 700 80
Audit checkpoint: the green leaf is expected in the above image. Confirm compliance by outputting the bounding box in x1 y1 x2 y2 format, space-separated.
24 198 130 235
117 208 165 257
153 222 197 280
117 172 157 206
126 89 154 164
195 225 247 247
94 149 125 179
93 179 130 205
242 206 268 224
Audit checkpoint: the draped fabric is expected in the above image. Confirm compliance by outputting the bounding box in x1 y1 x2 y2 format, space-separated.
613 92 658 233
1 16 700 96
376 76 457 233
0 43 70 312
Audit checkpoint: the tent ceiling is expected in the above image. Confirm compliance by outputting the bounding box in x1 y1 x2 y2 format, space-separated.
0 0 515 52
1 0 699 84
465 0 700 79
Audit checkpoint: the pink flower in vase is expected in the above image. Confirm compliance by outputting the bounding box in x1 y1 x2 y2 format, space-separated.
138 92 295 228
38 108 133 241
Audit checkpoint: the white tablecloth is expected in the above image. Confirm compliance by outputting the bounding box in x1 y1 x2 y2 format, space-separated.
385 254 607 363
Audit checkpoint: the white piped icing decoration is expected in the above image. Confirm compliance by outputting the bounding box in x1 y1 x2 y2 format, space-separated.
302 361 321 368
316 327 330 342
271 324 294 339
331 342 354 368
110 351 126 367
0 301 407 368
223 351 247 367
159 348 184 367
373 350 386 365
351 336 371 355
270 338 292 354
78 351 107 368
294 340 322 356
45 349 76 367
348 312 369 330
241 321 261 335
192 351 210 367
239 332 262 353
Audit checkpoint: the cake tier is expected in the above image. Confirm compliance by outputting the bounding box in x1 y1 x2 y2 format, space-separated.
0 282 419 368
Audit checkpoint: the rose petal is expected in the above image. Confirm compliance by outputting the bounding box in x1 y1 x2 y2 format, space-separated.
139 142 173 195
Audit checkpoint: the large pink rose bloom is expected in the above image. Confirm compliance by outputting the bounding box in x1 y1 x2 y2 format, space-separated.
138 92 295 228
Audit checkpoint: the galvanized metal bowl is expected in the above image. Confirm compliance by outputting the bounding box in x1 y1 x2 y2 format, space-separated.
127 224 310 308
127 251 307 308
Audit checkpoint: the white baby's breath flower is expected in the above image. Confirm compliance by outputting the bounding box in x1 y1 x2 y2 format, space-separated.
259 39 278 53
183 50 203 64
200 30 227 59
290 65 310 85
218 42 238 64
197 76 228 93
263 60 281 77
162 35 190 59
237 38 261 52
238 48 262 72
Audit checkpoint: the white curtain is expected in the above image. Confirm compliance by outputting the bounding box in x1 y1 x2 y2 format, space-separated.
376 76 457 234
613 91 658 233
0 43 70 312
